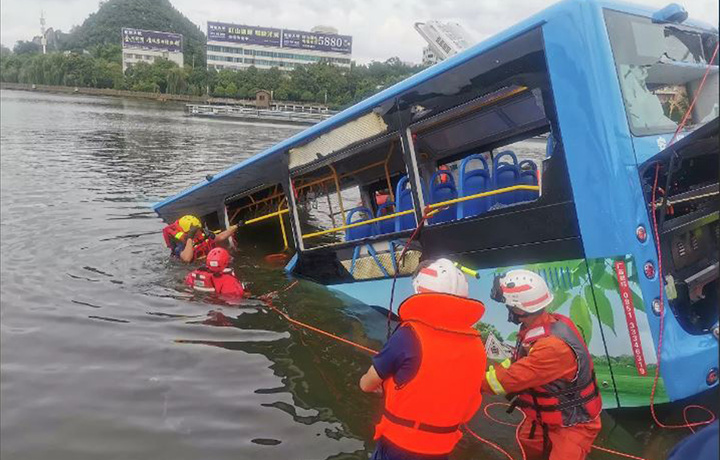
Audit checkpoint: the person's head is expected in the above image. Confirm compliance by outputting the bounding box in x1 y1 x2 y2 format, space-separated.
178 215 202 233
491 269 553 325
412 258 469 297
206 247 231 274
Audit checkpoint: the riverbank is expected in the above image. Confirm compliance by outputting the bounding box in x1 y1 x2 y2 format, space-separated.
0 83 338 112
0 82 254 105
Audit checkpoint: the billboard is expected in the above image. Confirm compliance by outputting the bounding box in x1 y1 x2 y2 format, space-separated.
207 22 352 55
122 28 183 53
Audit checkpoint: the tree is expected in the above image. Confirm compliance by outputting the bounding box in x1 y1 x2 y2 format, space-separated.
0 45 11 57
13 41 41 55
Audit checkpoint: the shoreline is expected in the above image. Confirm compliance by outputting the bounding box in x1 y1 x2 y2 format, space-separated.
0 82 255 106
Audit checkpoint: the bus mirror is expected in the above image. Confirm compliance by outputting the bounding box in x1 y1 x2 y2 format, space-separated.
652 3 688 24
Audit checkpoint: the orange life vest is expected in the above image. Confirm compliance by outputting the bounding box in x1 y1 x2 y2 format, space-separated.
162 220 215 260
511 313 602 428
374 293 487 455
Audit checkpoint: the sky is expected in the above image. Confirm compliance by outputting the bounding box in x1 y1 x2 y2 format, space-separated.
1 0 718 63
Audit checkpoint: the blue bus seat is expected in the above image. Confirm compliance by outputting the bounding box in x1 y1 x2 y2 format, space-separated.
345 206 374 241
376 201 396 235
429 170 458 224
493 150 520 205
518 159 539 202
395 176 417 232
458 154 491 218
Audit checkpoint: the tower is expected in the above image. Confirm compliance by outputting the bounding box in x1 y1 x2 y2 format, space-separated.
40 11 47 54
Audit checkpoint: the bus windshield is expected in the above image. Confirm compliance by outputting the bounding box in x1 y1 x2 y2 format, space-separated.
604 9 719 136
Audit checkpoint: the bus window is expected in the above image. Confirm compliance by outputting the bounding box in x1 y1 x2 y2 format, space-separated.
411 87 550 224
605 9 719 136
225 184 291 254
291 138 413 249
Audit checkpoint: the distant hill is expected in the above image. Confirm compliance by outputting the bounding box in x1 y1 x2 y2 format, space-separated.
62 0 205 66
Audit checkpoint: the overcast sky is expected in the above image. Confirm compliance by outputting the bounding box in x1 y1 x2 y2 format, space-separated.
1 0 718 63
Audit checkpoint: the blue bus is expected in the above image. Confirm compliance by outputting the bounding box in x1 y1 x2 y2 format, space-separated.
154 0 719 409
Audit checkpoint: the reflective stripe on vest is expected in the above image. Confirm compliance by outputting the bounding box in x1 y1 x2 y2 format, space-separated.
513 314 602 427
374 293 487 455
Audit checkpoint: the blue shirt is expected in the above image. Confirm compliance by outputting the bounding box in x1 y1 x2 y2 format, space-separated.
372 325 421 388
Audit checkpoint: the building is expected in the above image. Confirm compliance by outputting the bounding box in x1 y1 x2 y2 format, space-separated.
415 20 476 65
206 22 352 71
122 28 183 72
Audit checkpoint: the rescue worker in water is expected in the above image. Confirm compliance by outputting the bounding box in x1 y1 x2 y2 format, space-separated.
185 247 245 298
162 215 239 263
484 269 602 460
359 258 487 460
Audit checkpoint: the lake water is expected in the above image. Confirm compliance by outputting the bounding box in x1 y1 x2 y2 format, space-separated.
0 89 716 460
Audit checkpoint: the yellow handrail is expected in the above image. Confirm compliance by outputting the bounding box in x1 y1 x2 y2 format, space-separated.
426 185 539 209
301 184 540 240
277 199 289 251
303 209 415 240
243 208 289 225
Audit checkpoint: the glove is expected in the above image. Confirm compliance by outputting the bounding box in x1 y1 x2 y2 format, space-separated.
490 274 505 303
204 227 216 240
186 226 199 240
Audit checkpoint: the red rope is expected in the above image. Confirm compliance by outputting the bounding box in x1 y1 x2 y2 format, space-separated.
648 164 716 430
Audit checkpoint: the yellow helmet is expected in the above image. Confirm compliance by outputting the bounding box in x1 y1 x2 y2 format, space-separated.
178 215 201 232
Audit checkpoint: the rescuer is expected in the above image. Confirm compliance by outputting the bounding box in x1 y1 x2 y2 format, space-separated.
184 247 245 298
484 269 602 460
162 214 238 263
359 258 487 460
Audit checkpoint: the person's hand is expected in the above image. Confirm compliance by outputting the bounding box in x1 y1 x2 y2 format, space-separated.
186 226 199 240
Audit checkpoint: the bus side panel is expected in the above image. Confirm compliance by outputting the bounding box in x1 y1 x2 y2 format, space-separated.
327 257 639 409
585 255 666 408
541 2 716 401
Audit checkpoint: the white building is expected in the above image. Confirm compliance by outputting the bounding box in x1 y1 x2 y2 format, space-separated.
415 21 476 65
122 28 183 72
206 22 352 71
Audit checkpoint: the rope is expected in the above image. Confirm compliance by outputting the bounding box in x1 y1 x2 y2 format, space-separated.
387 206 440 338
648 163 716 430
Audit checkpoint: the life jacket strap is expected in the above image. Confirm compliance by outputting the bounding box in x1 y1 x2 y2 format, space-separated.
515 383 600 412
526 370 598 398
383 410 459 434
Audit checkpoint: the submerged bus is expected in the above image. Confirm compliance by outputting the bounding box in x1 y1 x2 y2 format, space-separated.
154 0 719 409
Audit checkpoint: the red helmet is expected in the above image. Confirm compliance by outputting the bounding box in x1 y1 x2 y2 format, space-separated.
206 247 231 273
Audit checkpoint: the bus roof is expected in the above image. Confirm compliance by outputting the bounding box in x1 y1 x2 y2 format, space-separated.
152 0 716 221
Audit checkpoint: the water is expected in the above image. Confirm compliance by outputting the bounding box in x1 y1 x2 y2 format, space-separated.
0 89 716 460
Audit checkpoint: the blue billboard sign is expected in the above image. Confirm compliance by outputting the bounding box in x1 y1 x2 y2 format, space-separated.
282 29 352 54
207 22 281 47
207 22 352 55
122 28 183 52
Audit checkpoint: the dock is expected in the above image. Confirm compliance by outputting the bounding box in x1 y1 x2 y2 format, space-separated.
185 103 336 126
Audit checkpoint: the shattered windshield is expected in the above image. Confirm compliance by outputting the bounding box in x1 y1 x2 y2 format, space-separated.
604 9 719 136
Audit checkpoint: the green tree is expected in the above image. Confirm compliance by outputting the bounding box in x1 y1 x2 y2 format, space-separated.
13 41 41 55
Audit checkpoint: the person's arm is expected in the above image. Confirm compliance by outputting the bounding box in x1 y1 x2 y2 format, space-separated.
179 238 195 263
359 365 384 393
215 224 239 243
485 336 577 395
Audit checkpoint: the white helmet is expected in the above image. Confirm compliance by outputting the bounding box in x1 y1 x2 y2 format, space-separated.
412 258 469 297
492 269 553 313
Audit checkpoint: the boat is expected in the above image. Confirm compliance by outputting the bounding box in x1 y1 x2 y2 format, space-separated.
154 0 719 409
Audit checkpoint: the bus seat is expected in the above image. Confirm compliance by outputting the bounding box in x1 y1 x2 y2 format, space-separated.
459 154 491 218
376 201 396 235
395 176 417 232
345 207 374 241
429 170 457 224
493 150 520 205
519 160 539 202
